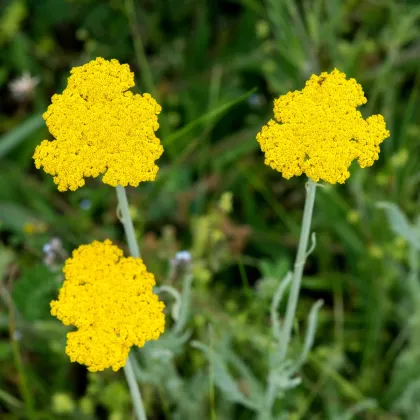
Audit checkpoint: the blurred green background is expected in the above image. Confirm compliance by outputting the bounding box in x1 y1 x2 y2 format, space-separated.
1 0 420 418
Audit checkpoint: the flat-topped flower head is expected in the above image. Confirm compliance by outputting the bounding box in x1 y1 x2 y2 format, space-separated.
51 239 165 372
33 57 163 191
256 69 390 184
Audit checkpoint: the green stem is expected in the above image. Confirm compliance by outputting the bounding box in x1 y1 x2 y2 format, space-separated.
279 178 317 360
116 185 146 420
6 287 35 419
124 0 170 146
123 355 147 420
124 0 157 100
116 185 141 259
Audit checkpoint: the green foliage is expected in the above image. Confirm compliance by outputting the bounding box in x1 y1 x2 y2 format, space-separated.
0 0 420 418
0 114 43 158
11 264 59 322
0 0 27 47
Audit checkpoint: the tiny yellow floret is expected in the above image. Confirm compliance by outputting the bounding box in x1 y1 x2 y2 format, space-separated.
50 240 165 371
256 69 390 184
33 57 163 191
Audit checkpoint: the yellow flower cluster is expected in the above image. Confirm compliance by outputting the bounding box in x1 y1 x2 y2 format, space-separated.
51 240 165 372
256 69 390 184
33 57 163 191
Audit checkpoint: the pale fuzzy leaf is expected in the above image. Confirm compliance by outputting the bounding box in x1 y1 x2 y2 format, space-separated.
377 202 420 249
191 341 259 410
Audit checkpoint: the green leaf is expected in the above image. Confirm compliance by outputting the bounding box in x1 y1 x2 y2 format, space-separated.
0 114 43 158
0 388 22 410
164 88 256 146
0 341 12 361
225 347 265 403
0 202 43 232
12 264 59 322
0 0 27 46
0 67 8 87
0 246 14 279
377 202 420 250
99 382 130 412
191 341 259 410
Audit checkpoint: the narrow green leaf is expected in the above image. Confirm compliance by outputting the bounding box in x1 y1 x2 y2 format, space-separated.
164 88 256 146
377 201 420 249
0 114 43 158
0 388 22 409
0 202 43 232
191 341 259 410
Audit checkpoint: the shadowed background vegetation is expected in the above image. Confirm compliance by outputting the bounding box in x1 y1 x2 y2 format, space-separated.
1 0 420 418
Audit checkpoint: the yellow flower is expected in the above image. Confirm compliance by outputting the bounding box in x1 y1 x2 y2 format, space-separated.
51 239 165 372
33 57 163 191
23 222 36 235
256 69 390 184
23 221 47 235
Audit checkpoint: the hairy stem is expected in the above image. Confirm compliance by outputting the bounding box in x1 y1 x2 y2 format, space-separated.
116 185 141 258
116 185 146 420
123 354 147 420
279 178 317 360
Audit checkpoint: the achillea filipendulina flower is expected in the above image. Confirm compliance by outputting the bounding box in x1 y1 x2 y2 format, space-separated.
51 240 165 372
256 69 390 184
33 57 163 192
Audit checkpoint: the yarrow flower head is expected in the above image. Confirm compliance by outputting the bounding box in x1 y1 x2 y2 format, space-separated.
256 69 390 184
50 239 165 372
33 57 163 191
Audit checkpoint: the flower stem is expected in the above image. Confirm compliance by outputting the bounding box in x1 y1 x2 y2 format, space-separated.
279 178 317 360
116 185 146 420
6 287 36 420
116 185 141 259
123 354 147 420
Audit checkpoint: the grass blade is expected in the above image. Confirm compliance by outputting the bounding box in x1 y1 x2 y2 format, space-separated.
0 114 43 158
